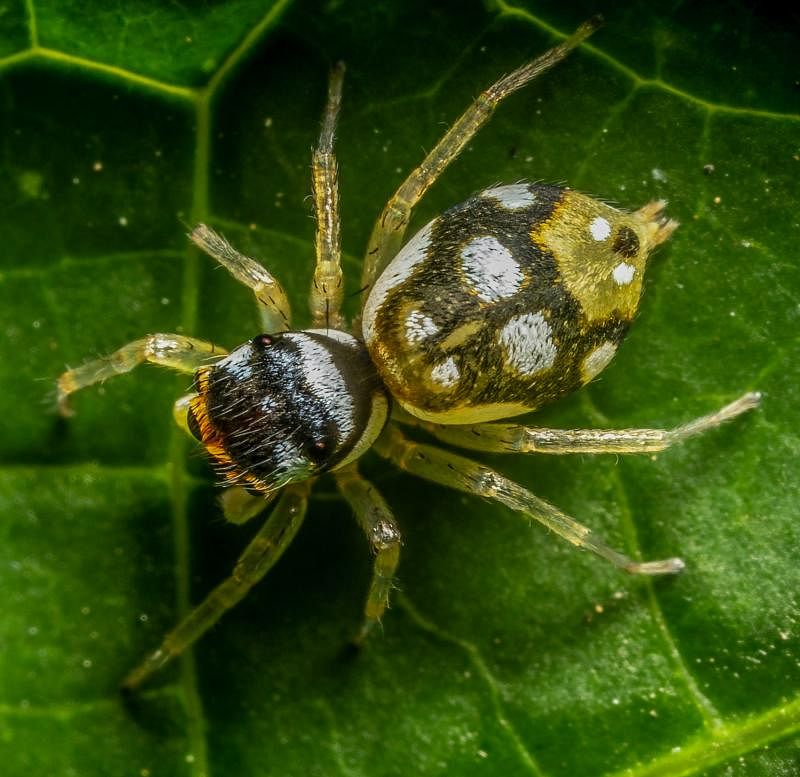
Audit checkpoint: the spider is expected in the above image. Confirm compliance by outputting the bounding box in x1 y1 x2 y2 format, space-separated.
57 18 759 691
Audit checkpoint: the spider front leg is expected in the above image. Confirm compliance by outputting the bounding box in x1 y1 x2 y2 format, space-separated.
122 482 310 691
310 62 346 329
219 486 277 525
191 224 292 333
335 465 401 644
374 426 684 576
57 334 226 417
360 16 601 296
400 392 761 455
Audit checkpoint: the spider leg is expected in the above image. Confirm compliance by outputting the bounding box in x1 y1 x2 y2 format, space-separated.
335 465 401 644
57 334 226 417
190 224 292 333
219 486 278 525
310 63 346 329
399 392 761 455
172 392 198 435
122 482 310 692
360 16 601 298
374 425 684 576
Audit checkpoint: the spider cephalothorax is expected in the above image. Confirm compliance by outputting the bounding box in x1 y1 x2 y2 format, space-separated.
56 18 759 691
188 331 389 492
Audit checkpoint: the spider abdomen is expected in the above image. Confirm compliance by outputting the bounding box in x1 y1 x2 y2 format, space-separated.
362 183 676 424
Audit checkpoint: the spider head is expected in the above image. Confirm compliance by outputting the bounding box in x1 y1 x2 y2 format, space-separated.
187 330 389 493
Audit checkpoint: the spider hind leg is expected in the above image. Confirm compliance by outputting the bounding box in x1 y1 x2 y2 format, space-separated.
401 392 762 456
374 425 684 576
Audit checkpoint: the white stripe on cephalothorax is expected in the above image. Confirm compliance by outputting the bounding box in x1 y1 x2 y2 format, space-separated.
305 328 361 348
285 333 355 442
218 345 256 380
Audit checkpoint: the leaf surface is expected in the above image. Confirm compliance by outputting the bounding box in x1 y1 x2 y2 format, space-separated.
1 1 798 775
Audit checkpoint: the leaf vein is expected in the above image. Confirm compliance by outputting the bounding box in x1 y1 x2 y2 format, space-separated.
396 592 549 777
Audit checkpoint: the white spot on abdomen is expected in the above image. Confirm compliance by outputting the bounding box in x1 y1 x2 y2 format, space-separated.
430 356 460 387
589 216 611 241
362 219 435 344
581 341 617 382
612 262 636 285
405 309 439 344
499 312 557 376
460 236 522 303
481 184 536 210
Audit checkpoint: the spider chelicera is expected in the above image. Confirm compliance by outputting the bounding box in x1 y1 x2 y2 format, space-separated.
56 18 759 690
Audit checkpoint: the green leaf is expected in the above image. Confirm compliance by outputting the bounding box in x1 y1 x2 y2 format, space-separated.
1 1 798 775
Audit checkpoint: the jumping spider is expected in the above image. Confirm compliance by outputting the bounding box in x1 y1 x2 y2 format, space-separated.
57 18 760 690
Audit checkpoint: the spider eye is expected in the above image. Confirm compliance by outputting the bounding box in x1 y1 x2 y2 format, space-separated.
612 226 640 258
253 333 279 348
305 438 329 464
304 417 339 466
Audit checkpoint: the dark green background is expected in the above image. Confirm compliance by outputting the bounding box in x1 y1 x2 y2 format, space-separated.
0 1 798 775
